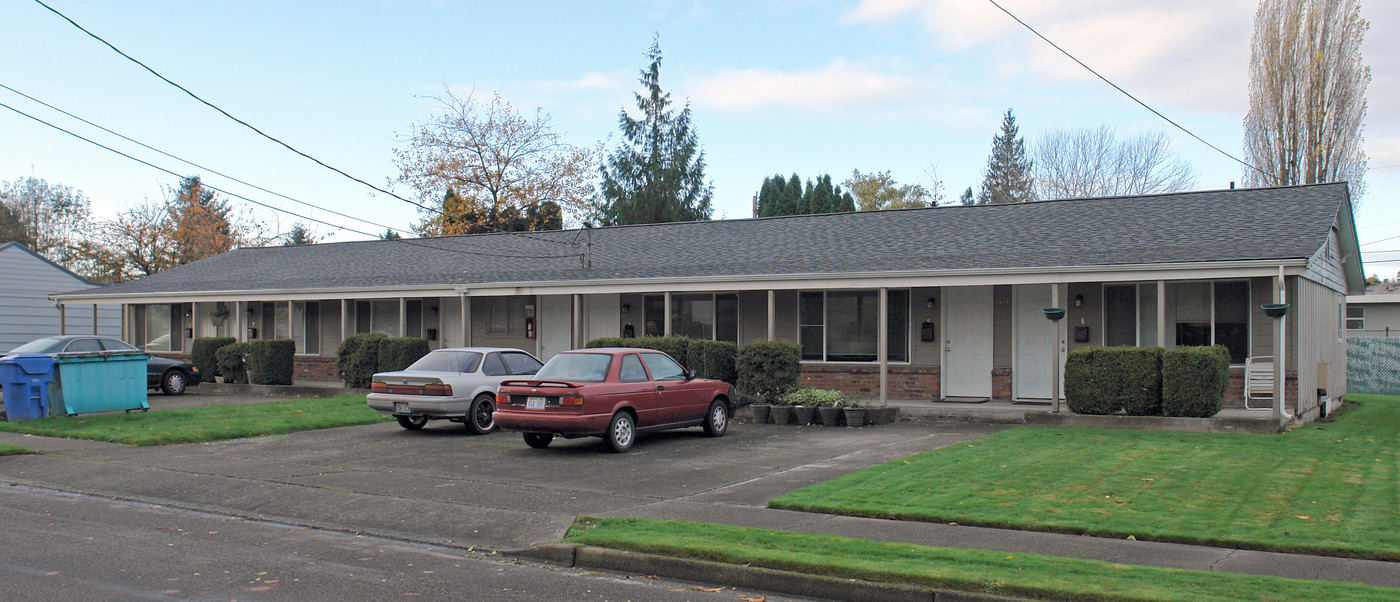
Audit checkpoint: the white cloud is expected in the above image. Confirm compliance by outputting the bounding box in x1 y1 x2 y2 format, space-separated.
687 58 953 115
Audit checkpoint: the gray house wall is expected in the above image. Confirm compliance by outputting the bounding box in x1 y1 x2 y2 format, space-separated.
0 243 120 351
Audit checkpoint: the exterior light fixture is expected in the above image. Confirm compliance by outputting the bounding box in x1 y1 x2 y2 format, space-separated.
1073 295 1084 308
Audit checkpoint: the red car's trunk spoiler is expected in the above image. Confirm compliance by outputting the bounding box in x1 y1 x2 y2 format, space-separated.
499 380 579 389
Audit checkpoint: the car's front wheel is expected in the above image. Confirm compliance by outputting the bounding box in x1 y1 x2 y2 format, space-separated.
606 411 635 453
466 393 496 435
396 415 428 430
161 370 187 395
523 433 552 449
703 399 728 437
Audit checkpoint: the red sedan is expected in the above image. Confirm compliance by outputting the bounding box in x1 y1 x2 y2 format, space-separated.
494 348 733 453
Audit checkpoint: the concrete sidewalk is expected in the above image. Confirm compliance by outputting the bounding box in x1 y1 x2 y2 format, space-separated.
0 412 1395 596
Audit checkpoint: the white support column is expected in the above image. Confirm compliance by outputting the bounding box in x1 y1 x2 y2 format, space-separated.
571 294 582 349
58 304 66 335
879 287 888 407
92 304 99 335
767 290 775 341
398 298 407 337
462 295 472 346
288 300 294 343
1052 283 1061 413
664 293 673 336
1273 267 1284 424
341 299 350 341
237 301 246 342
1157 280 1167 349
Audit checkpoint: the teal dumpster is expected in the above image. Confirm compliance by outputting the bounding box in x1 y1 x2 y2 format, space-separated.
53 351 149 415
1 354 57 421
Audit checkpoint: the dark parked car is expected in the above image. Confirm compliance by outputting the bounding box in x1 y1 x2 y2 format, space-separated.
7 335 202 395
494 348 732 453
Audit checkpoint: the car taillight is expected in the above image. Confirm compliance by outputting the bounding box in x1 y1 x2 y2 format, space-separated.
371 382 452 396
371 382 389 393
424 383 453 396
559 395 584 406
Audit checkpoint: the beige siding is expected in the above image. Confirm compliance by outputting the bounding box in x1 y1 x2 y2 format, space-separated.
1066 283 1103 351
992 285 1013 368
319 301 342 354
737 290 768 345
1250 277 1275 357
1297 277 1346 417
1304 224 1349 294
910 286 940 367
1346 301 1400 337
618 293 644 337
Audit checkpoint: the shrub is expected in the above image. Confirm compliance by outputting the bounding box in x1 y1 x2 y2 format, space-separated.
215 342 250 384
1162 345 1230 417
191 337 235 378
782 388 846 407
248 339 295 385
1064 346 1164 416
335 333 387 389
378 337 430 373
736 339 801 404
585 336 693 368
687 339 738 384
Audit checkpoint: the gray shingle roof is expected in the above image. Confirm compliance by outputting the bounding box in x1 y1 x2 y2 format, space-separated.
60 183 1348 298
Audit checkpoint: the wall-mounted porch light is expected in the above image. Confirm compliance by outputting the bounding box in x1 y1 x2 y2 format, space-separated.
1073 294 1084 308
925 297 936 309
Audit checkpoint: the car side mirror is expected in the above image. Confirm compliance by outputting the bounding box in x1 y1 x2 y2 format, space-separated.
686 369 696 380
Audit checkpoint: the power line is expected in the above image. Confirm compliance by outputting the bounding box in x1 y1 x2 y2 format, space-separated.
33 0 575 249
1361 234 1400 247
0 99 583 261
985 0 1276 183
0 81 412 238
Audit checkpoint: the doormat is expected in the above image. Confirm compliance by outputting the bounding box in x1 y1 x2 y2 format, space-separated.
1012 400 1053 406
940 397 991 404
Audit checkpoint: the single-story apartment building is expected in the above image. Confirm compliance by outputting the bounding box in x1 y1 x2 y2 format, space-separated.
1 241 121 350
52 183 1363 424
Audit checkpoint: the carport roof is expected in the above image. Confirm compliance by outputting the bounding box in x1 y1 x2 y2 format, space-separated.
55 183 1356 299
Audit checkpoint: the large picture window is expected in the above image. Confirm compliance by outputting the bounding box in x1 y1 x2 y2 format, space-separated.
642 294 739 342
1169 281 1250 364
798 290 908 362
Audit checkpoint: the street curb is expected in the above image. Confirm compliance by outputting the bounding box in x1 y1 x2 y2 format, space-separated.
509 544 1027 602
198 382 367 398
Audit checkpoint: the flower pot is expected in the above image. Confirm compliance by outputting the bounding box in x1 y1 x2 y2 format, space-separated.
749 403 771 424
842 408 867 427
769 404 794 425
817 406 843 426
792 405 817 425
210 317 225 327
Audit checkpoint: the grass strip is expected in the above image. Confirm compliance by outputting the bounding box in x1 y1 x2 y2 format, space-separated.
566 517 1394 602
0 443 31 455
771 394 1400 560
0 395 389 445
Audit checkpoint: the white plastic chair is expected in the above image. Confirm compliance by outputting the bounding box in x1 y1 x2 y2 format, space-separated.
1244 356 1274 410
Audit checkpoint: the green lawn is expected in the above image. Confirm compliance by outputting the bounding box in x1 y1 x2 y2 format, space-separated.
0 395 390 445
771 394 1400 560
0 443 31 455
566 517 1395 602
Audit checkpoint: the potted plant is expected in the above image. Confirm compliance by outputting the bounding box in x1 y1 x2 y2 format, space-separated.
209 303 230 326
745 393 771 424
815 391 846 426
842 399 867 427
791 401 817 425
769 398 794 425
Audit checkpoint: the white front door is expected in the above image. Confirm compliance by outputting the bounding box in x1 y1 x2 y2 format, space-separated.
1014 285 1056 399
943 286 993 398
536 295 572 362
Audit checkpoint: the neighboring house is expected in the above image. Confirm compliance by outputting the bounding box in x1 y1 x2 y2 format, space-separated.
0 242 121 351
1345 285 1400 337
52 183 1363 423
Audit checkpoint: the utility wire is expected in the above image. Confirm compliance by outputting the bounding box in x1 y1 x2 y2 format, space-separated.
33 0 575 249
0 100 583 261
1361 234 1400 247
0 81 412 238
985 0 1277 183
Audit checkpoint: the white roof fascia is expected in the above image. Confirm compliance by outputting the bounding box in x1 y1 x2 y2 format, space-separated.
1346 294 1400 304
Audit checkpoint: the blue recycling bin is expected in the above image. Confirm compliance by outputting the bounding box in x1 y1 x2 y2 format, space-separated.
0 354 58 421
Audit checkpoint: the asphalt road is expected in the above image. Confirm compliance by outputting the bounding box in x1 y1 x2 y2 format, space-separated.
0 485 798 601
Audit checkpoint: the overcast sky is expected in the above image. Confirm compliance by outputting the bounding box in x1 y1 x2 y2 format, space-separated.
3 1 1397 275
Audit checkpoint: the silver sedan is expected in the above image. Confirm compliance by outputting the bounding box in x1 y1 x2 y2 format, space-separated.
366 347 542 434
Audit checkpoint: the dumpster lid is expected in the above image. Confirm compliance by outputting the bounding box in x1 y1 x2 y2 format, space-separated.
2 353 58 374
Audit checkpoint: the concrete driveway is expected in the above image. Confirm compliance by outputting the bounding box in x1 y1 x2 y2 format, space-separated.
0 410 1004 550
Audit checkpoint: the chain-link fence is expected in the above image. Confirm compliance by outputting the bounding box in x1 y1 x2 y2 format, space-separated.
1347 337 1400 396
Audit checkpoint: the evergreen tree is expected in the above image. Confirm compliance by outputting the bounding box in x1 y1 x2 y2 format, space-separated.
598 37 713 225
782 173 803 215
755 173 855 216
168 175 237 264
283 223 317 246
958 187 975 206
977 109 1036 204
756 174 786 217
380 229 403 240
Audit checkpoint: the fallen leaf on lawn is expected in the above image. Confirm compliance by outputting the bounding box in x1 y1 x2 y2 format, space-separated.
1140 478 1154 482
1126 535 1136 540
208 531 218 535
1296 516 1310 520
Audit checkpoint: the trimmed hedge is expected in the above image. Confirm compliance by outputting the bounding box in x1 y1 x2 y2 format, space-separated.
191 337 235 378
378 337 430 373
248 339 295 385
586 336 692 368
1064 346 1162 416
736 339 802 404
335 333 387 389
687 339 738 384
1163 345 1230 417
215 342 250 384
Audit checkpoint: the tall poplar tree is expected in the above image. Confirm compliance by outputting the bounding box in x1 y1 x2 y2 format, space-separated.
977 109 1036 205
598 38 713 225
1243 0 1369 206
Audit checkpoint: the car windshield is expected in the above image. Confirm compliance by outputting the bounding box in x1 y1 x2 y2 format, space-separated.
405 351 483 373
534 353 612 382
9 338 65 354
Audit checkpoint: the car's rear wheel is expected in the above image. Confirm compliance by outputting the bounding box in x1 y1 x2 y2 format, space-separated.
523 433 553 449
466 394 497 435
396 415 428 430
703 399 728 437
160 370 187 396
606 411 635 453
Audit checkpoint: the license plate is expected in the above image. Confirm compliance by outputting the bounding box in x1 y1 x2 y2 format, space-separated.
526 396 546 409
393 402 410 414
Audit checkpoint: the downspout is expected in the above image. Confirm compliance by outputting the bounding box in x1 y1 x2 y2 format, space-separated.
1279 266 1292 422
57 303 66 335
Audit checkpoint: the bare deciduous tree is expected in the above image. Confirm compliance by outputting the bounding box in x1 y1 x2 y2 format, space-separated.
1034 126 1199 199
1243 0 1369 206
394 89 598 235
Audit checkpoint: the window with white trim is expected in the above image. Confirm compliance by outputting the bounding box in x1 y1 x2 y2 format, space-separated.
1346 305 1365 330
